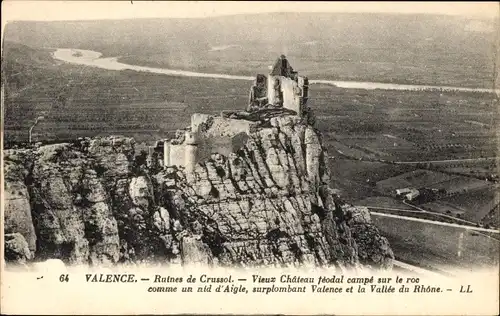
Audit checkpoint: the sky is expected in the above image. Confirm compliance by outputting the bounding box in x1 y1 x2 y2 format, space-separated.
2 1 499 23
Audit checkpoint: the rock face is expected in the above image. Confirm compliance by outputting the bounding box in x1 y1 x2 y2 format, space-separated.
3 114 393 270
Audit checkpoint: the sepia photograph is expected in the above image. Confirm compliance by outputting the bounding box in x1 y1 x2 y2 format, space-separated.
1 1 499 314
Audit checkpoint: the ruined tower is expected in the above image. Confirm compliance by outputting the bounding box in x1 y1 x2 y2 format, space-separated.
184 130 198 181
248 55 309 115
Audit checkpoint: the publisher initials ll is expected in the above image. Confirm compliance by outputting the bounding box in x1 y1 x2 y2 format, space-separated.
459 285 472 293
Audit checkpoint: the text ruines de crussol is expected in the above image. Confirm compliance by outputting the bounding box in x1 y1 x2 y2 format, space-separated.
83 273 451 294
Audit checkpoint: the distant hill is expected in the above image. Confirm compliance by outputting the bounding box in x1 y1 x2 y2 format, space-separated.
3 13 498 52
3 13 499 87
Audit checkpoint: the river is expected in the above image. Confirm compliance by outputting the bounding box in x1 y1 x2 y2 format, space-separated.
53 48 499 94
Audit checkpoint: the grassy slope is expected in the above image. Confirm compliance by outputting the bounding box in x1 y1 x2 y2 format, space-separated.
3 13 499 88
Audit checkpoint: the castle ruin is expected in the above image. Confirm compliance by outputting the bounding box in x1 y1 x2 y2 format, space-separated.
248 55 309 113
152 55 309 180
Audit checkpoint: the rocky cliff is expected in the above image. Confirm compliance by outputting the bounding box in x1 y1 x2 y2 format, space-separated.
4 113 393 270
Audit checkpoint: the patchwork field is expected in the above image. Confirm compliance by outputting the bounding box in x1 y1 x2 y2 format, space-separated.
427 176 492 193
375 170 457 194
444 165 498 179
371 213 499 270
422 187 499 222
353 196 410 209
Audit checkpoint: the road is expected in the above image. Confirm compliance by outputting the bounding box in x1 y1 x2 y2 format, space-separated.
393 157 498 165
369 210 500 234
400 201 481 227
369 210 499 272
330 153 498 165
400 201 500 243
392 260 446 277
359 204 478 227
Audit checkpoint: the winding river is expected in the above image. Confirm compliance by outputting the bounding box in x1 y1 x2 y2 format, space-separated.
53 48 499 94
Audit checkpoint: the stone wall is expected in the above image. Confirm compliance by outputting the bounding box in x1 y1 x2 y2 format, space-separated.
192 113 258 138
164 114 258 176
267 75 279 105
164 142 187 169
281 77 302 114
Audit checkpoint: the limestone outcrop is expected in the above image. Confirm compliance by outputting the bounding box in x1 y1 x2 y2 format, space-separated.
3 114 393 270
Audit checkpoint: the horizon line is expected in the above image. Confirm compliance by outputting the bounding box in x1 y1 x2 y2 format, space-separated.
5 10 499 23
2 1 499 24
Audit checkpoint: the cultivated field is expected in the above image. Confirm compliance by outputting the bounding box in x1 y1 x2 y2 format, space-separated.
422 187 499 222
371 213 499 271
427 176 492 193
375 170 456 194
